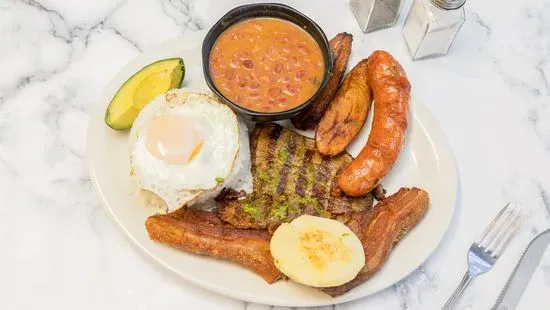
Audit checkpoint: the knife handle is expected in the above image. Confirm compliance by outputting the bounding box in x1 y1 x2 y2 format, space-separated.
442 272 475 310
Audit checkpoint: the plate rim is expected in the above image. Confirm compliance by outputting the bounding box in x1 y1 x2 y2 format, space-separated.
87 33 458 307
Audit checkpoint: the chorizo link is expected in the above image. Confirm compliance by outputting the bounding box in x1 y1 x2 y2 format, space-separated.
337 51 410 197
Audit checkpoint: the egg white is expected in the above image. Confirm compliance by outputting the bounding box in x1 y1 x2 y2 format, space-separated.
129 89 252 211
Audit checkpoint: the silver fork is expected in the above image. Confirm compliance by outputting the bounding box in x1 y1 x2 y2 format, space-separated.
442 202 523 310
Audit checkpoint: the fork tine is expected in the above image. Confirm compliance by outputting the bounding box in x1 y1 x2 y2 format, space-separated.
485 208 521 253
493 214 524 258
478 202 511 247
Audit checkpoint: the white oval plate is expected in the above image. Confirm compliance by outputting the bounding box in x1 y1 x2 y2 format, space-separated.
87 30 457 307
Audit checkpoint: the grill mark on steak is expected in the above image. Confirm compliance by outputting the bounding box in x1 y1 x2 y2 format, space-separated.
249 125 262 178
287 136 306 197
312 156 330 199
255 124 283 195
295 149 314 196
277 132 298 194
266 124 283 173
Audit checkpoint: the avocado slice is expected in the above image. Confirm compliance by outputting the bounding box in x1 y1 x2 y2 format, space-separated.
105 58 185 130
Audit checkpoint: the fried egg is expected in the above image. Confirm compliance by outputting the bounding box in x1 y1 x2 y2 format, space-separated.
129 89 252 212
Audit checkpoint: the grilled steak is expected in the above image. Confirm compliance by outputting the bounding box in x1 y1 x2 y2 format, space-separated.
217 123 374 232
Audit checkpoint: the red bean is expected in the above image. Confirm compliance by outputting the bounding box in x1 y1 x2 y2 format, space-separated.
243 59 254 69
249 82 260 89
249 92 259 98
268 87 281 96
295 70 306 79
274 63 283 74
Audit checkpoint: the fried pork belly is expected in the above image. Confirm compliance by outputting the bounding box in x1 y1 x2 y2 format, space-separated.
145 208 283 284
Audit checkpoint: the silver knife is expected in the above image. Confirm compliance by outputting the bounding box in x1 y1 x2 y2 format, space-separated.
492 228 550 310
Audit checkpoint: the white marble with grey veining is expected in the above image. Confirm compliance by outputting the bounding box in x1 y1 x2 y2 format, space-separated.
1 0 549 309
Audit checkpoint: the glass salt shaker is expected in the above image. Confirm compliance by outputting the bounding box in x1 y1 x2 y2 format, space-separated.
402 0 466 60
350 0 405 33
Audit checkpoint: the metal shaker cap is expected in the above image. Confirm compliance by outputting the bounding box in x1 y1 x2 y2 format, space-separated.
431 0 466 10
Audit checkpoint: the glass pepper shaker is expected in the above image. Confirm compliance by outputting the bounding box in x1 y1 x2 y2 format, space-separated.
350 0 405 33
402 0 466 60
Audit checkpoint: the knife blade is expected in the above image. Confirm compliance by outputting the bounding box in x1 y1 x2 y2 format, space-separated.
492 228 550 310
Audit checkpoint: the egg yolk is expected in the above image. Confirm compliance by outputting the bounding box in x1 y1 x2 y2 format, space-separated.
146 114 203 165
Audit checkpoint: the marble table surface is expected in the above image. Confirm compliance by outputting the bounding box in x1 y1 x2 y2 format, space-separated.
2 0 549 309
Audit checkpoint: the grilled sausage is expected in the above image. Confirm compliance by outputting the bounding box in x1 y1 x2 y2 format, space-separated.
337 51 410 197
291 33 353 130
315 58 372 156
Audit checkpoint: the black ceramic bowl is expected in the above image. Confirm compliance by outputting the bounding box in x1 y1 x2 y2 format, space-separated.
202 3 333 122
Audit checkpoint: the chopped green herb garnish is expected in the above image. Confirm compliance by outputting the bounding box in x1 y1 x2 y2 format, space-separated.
257 170 278 193
299 196 319 206
215 177 224 184
243 203 261 218
257 170 269 181
270 203 288 220
269 196 290 220
296 195 324 216
277 149 289 160
305 165 315 185
342 233 350 237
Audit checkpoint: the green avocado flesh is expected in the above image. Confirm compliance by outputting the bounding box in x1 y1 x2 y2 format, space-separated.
105 58 185 130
